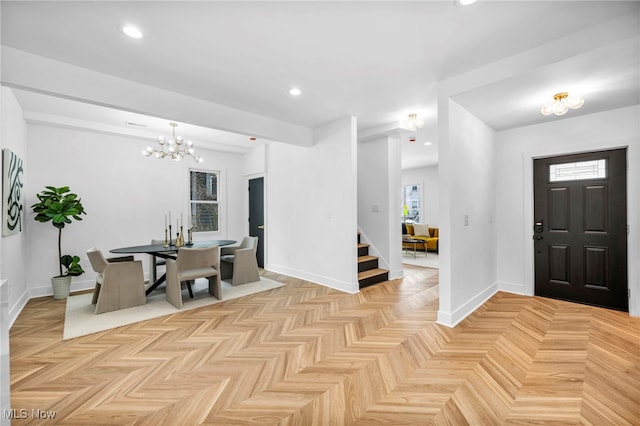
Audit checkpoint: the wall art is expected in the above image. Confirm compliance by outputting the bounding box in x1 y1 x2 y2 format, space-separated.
2 149 24 236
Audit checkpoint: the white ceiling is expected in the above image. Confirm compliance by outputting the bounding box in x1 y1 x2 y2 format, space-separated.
2 1 639 169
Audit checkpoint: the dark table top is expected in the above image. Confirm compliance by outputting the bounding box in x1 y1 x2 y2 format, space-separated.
110 239 236 255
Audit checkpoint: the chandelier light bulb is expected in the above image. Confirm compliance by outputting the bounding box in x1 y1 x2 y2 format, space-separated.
142 122 203 162
566 95 584 109
552 101 568 116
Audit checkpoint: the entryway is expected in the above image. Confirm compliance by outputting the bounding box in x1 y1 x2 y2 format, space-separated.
533 148 628 311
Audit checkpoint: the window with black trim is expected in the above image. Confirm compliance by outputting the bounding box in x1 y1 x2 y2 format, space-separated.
190 170 219 232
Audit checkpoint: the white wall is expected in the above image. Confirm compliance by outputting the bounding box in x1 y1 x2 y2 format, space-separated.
438 99 497 327
25 123 247 296
266 116 359 293
358 135 403 279
0 88 29 326
495 105 640 316
402 165 439 227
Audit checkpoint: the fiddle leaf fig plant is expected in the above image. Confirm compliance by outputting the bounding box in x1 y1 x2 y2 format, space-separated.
31 186 87 277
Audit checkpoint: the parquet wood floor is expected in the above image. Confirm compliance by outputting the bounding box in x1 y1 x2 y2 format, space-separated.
9 266 640 425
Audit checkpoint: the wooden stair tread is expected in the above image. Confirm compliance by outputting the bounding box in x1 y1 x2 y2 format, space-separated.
358 268 388 280
358 255 378 263
358 243 369 249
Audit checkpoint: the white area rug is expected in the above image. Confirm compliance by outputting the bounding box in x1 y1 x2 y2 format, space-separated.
64 277 284 340
402 252 439 269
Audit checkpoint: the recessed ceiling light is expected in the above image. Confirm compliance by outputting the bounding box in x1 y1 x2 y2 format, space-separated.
121 24 143 39
454 0 478 6
424 142 433 146
288 87 302 96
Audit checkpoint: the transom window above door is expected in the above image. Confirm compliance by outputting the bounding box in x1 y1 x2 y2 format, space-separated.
549 159 607 182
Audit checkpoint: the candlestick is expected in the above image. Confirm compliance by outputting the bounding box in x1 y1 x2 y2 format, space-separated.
176 226 185 247
164 214 167 229
168 224 173 246
164 228 169 247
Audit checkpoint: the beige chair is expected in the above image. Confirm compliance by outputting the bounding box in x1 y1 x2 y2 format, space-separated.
220 236 260 286
86 247 146 314
149 239 172 284
165 246 221 309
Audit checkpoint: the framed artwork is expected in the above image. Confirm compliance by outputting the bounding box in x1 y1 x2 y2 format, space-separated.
2 149 24 236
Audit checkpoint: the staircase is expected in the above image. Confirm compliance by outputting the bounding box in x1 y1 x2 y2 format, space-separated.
357 234 389 289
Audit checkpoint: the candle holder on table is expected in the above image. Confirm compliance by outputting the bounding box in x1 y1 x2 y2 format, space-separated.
163 228 169 247
186 227 193 246
176 226 185 247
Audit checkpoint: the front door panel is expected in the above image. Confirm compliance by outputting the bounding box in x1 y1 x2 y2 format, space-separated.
533 148 627 311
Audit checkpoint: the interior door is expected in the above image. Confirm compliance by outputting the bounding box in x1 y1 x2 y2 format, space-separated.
533 148 627 311
249 177 265 268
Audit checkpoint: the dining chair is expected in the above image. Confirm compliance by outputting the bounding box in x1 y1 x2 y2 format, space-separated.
165 246 221 309
149 239 172 284
86 247 146 314
220 236 260 286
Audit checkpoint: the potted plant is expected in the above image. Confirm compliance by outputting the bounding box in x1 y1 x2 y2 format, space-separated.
31 186 87 299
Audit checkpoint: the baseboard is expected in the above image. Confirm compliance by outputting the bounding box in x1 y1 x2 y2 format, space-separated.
8 288 29 329
29 278 95 300
266 263 358 294
388 268 404 280
436 282 499 328
497 281 528 296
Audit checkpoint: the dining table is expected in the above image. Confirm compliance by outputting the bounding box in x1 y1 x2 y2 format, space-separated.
110 240 236 295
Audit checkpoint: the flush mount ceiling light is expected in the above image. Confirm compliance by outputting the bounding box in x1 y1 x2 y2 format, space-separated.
402 113 425 131
288 87 302 96
540 92 584 116
142 122 203 162
121 24 143 39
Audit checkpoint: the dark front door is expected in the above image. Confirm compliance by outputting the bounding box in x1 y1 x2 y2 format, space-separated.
249 177 265 268
533 148 628 311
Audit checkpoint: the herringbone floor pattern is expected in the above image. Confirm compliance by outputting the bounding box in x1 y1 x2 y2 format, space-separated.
10 266 640 425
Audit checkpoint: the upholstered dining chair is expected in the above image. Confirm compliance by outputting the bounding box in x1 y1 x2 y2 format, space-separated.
149 238 172 285
165 246 221 309
220 236 260 286
86 247 146 314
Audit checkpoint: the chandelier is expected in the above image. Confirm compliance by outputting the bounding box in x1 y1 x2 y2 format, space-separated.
402 113 425 131
540 92 584 116
142 122 203 162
